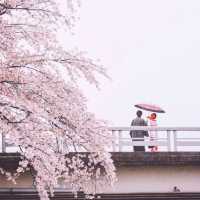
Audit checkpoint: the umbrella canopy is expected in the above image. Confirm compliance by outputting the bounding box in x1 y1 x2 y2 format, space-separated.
134 103 165 113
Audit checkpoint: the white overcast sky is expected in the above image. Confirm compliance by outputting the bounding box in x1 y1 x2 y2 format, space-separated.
64 0 200 127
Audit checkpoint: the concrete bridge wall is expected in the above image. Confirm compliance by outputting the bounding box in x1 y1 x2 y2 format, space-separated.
0 152 200 194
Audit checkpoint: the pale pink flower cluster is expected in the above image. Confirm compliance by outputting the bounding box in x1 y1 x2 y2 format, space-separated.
0 1 116 200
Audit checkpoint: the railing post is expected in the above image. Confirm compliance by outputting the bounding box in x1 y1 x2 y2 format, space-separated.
173 130 177 152
56 136 63 153
2 133 6 153
167 130 171 151
112 130 116 152
118 130 122 152
60 136 63 153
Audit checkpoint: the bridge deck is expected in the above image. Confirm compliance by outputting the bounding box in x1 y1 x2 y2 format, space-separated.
1 152 200 169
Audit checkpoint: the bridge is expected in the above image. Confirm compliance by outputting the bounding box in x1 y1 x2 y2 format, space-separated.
1 126 200 200
2 126 200 153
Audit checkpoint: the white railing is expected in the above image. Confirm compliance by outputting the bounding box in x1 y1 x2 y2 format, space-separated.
110 126 200 152
1 127 200 153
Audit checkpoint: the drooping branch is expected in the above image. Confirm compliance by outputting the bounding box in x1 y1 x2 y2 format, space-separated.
0 103 32 123
0 1 116 200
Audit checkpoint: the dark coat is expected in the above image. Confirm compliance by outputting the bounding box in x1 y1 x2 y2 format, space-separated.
130 117 149 139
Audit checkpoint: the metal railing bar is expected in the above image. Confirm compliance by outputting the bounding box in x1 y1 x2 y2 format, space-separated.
110 126 200 132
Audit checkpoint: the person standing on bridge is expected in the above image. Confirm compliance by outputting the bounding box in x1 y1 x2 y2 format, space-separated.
130 110 148 152
147 113 158 152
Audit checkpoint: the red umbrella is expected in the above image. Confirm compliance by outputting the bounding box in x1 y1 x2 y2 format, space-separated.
134 103 165 113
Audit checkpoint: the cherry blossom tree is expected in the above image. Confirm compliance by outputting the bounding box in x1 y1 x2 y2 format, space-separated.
0 0 116 199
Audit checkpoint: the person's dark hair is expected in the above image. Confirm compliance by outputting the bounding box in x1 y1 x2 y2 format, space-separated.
151 113 157 119
136 110 142 117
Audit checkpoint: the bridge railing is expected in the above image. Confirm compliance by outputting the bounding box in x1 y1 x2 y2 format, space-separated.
110 126 200 152
1 127 200 152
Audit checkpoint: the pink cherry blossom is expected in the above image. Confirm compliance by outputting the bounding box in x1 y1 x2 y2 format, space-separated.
0 1 116 200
